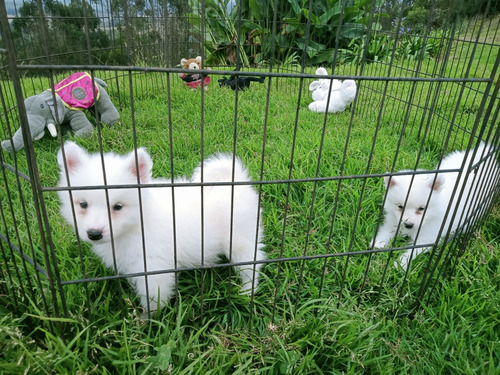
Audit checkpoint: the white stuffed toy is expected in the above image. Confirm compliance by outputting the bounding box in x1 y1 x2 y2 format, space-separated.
308 67 357 113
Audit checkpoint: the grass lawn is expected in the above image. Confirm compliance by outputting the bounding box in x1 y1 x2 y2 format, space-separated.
0 17 499 373
0 206 498 374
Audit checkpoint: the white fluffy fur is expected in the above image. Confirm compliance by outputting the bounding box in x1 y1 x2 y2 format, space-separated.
308 67 357 113
57 141 265 310
373 143 499 270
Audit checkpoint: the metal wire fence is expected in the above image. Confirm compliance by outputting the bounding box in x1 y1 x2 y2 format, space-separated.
0 0 499 334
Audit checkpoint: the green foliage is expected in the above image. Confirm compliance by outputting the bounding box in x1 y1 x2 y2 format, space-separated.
396 34 442 61
8 0 194 67
187 0 445 67
188 0 386 66
6 0 454 68
339 33 393 64
108 0 193 66
188 0 254 65
338 30 445 65
402 0 500 33
403 6 426 33
11 0 111 65
382 0 499 33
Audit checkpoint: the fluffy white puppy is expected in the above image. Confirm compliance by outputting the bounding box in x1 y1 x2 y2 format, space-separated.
373 143 499 270
57 141 265 310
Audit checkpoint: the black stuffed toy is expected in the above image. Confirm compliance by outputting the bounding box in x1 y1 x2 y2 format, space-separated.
218 76 265 91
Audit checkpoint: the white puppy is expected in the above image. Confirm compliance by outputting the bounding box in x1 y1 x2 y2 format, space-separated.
373 143 499 270
57 141 265 310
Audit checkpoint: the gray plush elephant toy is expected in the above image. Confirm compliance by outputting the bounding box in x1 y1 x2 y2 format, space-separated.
2 72 120 152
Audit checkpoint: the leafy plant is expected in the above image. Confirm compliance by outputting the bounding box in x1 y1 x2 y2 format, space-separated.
339 33 393 64
396 34 442 60
187 0 256 65
188 0 386 66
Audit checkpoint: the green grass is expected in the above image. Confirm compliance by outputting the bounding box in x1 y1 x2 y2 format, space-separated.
0 208 499 374
1 22 499 373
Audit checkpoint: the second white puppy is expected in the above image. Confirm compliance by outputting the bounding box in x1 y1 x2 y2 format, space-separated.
373 143 499 270
57 141 266 310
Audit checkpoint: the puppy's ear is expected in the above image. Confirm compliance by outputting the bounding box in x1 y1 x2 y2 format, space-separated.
384 175 397 189
127 148 153 183
57 141 88 174
430 173 445 191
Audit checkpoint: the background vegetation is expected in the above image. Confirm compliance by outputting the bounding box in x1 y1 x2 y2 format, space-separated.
6 0 500 67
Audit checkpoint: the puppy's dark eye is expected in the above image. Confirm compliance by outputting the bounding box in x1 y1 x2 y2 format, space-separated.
113 203 124 211
417 206 425 212
80 201 88 209
397 205 404 210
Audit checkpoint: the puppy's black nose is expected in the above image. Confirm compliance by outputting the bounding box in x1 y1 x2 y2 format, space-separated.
404 222 414 229
87 229 103 241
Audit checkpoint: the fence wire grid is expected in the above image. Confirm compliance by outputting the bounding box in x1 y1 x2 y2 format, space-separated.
0 0 499 334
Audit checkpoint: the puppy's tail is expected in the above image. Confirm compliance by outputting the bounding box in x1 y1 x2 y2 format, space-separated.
191 153 253 183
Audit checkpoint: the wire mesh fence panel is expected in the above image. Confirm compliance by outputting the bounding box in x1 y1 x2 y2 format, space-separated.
0 0 499 331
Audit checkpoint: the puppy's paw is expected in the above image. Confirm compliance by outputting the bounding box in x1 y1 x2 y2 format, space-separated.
395 252 412 270
372 237 389 249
